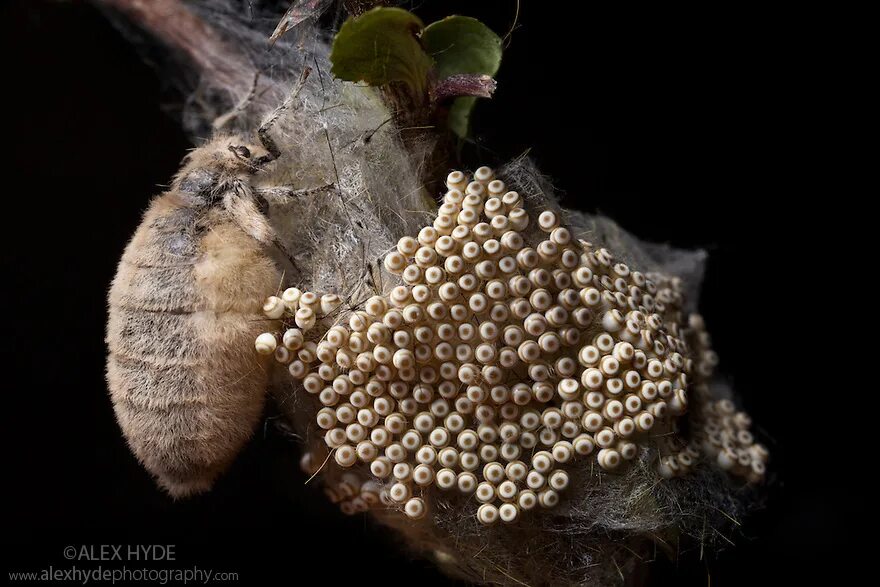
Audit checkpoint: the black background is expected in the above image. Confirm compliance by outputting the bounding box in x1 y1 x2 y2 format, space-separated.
2 0 837 585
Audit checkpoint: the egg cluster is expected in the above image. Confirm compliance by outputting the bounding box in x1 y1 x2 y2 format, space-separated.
255 166 766 524
700 399 767 482
679 315 768 483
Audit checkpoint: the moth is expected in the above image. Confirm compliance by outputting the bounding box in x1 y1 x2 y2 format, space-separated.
106 72 320 497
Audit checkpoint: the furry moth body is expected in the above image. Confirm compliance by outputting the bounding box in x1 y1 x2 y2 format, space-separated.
106 135 287 498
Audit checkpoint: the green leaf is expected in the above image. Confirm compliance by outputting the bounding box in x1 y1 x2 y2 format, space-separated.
422 16 502 137
330 7 433 95
422 16 502 79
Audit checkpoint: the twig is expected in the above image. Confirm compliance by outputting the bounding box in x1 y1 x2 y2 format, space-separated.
95 0 255 93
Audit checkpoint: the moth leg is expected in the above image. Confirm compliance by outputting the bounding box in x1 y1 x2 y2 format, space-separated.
224 190 300 273
256 67 312 166
255 183 336 205
270 236 300 275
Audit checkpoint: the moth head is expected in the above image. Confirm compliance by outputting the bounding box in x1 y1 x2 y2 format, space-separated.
174 136 270 204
